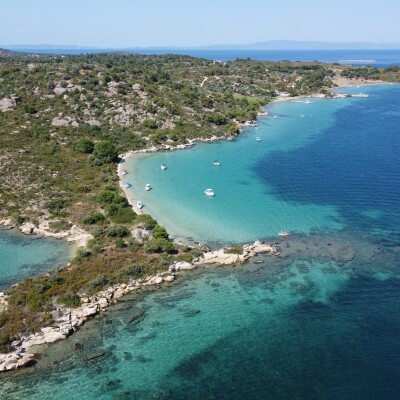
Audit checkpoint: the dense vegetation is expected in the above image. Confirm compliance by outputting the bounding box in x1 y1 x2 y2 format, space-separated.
0 51 399 352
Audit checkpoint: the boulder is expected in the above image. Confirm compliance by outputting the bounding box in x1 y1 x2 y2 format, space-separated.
98 297 109 309
174 261 196 271
0 96 17 112
82 303 99 317
20 222 35 235
113 288 125 299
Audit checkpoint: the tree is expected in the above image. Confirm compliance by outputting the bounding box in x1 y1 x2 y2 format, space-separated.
93 141 118 164
75 137 94 154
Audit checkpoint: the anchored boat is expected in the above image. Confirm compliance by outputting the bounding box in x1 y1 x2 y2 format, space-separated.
204 188 215 197
278 231 291 237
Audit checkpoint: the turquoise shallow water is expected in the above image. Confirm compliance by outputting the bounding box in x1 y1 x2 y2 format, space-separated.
1 84 399 399
124 85 400 245
1 232 399 399
0 228 72 290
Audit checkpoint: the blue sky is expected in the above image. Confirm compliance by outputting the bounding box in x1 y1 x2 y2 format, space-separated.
1 0 399 47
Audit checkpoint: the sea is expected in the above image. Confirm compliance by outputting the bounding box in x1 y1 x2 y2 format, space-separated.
0 83 399 399
6 47 400 67
0 228 72 290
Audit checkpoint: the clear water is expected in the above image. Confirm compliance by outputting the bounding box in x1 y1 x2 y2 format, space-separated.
124 84 400 245
0 228 72 290
0 85 399 400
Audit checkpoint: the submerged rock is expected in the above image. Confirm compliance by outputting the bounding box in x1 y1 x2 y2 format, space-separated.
126 309 145 323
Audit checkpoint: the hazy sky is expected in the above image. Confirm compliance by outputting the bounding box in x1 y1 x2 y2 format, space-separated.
1 0 399 47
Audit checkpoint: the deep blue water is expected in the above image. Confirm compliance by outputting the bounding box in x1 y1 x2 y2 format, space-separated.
0 87 399 399
255 85 400 234
7 48 400 66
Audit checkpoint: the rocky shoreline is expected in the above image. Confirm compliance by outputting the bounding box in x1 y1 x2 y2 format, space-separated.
0 240 276 372
0 83 373 373
0 217 93 248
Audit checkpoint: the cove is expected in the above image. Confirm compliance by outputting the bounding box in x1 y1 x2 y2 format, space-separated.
124 84 400 245
0 228 72 290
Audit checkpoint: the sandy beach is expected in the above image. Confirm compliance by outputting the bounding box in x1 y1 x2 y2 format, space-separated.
118 154 146 215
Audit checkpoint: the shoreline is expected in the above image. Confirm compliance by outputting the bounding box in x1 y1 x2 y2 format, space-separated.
0 239 276 372
0 79 393 373
116 80 389 235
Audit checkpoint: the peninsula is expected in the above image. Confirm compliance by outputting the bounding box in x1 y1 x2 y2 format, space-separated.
0 49 399 370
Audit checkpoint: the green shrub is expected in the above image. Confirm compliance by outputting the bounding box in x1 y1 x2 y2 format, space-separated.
115 237 125 248
48 220 72 232
117 264 144 280
93 141 118 164
224 245 243 254
82 212 105 225
108 207 136 223
106 226 129 237
75 137 94 153
57 292 81 308
89 275 108 290
153 225 169 240
135 214 157 230
146 237 175 254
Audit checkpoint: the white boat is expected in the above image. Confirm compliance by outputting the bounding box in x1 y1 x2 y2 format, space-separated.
204 188 215 197
213 161 221 166
274 115 278 119
256 137 262 142
121 169 128 175
278 231 291 237
300 114 305 118
137 201 143 209
123 182 132 188
161 164 167 170
145 184 151 191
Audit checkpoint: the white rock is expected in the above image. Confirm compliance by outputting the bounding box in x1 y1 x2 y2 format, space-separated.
113 288 125 299
0 97 17 112
98 297 109 309
20 222 35 235
174 261 196 270
82 304 99 317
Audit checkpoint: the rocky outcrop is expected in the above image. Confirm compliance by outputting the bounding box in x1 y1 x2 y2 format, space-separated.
193 241 274 266
20 222 35 235
0 96 17 112
52 116 79 127
0 292 8 313
0 271 175 372
131 227 151 244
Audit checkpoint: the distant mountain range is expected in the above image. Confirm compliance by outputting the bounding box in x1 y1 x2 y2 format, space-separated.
193 40 400 50
2 40 400 52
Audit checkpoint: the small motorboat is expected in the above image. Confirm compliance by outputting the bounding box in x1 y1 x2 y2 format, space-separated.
300 114 305 118
123 182 132 188
121 169 128 175
161 164 167 170
274 115 278 119
204 188 215 197
137 201 143 209
213 161 221 166
256 137 262 142
145 184 151 191
278 231 291 237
